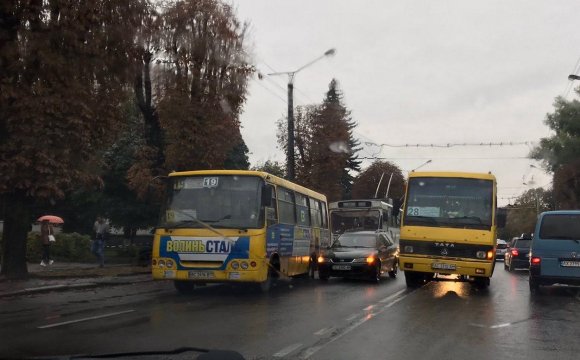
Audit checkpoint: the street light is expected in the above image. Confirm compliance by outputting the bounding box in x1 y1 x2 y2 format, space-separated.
269 48 336 180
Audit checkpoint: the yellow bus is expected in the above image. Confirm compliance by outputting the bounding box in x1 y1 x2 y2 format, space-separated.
399 171 506 288
152 170 330 293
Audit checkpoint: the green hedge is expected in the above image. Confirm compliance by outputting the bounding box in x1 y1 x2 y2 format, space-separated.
27 232 94 262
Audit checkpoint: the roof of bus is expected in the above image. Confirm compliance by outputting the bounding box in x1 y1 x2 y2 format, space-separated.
168 169 327 201
408 171 496 181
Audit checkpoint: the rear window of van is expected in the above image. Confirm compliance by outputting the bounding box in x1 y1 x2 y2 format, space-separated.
539 214 580 240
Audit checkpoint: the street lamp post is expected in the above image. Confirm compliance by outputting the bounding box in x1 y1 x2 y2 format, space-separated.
269 48 336 181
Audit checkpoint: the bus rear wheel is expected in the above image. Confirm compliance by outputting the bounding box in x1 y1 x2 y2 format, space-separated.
473 277 490 289
174 280 195 295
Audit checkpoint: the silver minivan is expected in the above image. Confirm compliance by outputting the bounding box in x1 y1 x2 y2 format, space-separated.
529 211 580 292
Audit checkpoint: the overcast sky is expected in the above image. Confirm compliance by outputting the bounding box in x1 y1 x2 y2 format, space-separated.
233 0 580 205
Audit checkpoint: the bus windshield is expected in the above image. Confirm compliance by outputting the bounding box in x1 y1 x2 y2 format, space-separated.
331 210 381 233
404 177 493 230
160 175 263 229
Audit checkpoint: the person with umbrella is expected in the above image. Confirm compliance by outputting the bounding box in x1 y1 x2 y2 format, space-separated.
40 219 54 266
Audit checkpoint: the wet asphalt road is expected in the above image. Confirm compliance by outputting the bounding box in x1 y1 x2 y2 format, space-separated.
1 265 579 360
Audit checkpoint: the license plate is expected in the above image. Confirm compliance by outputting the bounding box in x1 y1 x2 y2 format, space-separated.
561 261 580 267
332 265 352 271
432 263 456 270
188 270 215 279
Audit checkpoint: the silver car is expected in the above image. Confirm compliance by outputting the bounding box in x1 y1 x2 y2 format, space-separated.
495 239 507 260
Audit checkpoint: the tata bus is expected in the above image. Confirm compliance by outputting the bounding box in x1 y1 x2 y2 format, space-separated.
152 170 330 293
329 199 400 243
399 171 505 288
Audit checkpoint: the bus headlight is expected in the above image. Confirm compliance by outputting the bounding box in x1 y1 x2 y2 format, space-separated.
166 259 174 268
404 245 414 253
241 262 249 270
231 261 240 270
476 251 486 259
158 259 166 268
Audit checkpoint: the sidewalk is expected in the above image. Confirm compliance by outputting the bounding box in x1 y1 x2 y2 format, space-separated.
0 262 152 298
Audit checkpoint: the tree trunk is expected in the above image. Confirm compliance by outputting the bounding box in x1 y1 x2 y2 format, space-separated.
0 192 31 279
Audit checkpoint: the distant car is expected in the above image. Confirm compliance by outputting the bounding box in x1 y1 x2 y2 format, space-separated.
496 239 507 260
529 211 580 292
504 235 532 271
317 231 398 283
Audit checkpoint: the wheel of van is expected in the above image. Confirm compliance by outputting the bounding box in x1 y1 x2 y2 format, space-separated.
174 280 195 295
529 276 540 293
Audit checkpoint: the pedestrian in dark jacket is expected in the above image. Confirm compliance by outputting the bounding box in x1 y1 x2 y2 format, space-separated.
40 220 54 266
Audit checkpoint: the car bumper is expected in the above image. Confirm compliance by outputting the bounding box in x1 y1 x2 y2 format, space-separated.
318 262 376 278
510 258 530 269
531 274 580 286
399 255 494 277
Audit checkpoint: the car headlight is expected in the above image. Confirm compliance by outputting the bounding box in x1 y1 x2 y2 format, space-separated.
353 257 368 263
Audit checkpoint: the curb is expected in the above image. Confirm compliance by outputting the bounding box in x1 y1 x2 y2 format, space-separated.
0 275 154 299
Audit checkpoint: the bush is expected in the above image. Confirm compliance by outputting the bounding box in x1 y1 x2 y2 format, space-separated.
27 232 93 262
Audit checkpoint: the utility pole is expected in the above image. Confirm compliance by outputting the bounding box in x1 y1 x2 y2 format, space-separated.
287 78 295 180
269 48 336 181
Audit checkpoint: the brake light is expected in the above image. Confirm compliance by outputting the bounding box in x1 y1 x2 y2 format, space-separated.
531 257 541 265
511 249 519 256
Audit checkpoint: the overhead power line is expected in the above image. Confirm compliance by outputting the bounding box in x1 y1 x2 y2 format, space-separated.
361 141 534 149
358 156 530 160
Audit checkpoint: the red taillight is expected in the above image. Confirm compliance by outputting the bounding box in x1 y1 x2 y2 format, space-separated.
511 249 519 256
531 257 541 265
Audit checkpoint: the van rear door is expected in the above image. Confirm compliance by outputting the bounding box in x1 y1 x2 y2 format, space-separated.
535 213 580 278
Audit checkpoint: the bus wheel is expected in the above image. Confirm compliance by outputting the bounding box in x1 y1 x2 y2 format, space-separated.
474 277 490 289
259 257 279 293
174 280 195 295
404 271 422 288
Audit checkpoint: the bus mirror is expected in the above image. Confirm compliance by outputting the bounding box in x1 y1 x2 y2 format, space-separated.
496 208 507 228
261 185 273 207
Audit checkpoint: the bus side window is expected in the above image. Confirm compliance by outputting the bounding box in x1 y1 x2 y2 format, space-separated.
295 193 311 226
266 184 278 226
321 201 328 229
277 187 296 225
309 198 322 227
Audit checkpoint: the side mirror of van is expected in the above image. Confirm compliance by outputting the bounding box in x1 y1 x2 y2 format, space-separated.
496 208 507 228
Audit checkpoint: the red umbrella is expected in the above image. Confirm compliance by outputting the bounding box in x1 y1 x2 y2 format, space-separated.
37 215 64 224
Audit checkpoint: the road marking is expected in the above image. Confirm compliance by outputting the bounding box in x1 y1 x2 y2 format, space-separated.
345 314 358 321
378 289 406 303
38 310 135 329
273 343 302 358
490 323 512 329
314 326 336 336
300 291 411 359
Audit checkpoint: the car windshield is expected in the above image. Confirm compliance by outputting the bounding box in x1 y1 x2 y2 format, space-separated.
514 239 532 248
539 214 580 240
403 177 494 230
333 233 376 248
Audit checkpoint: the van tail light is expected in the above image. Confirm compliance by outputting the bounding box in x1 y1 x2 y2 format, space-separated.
531 257 541 265
511 249 519 256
